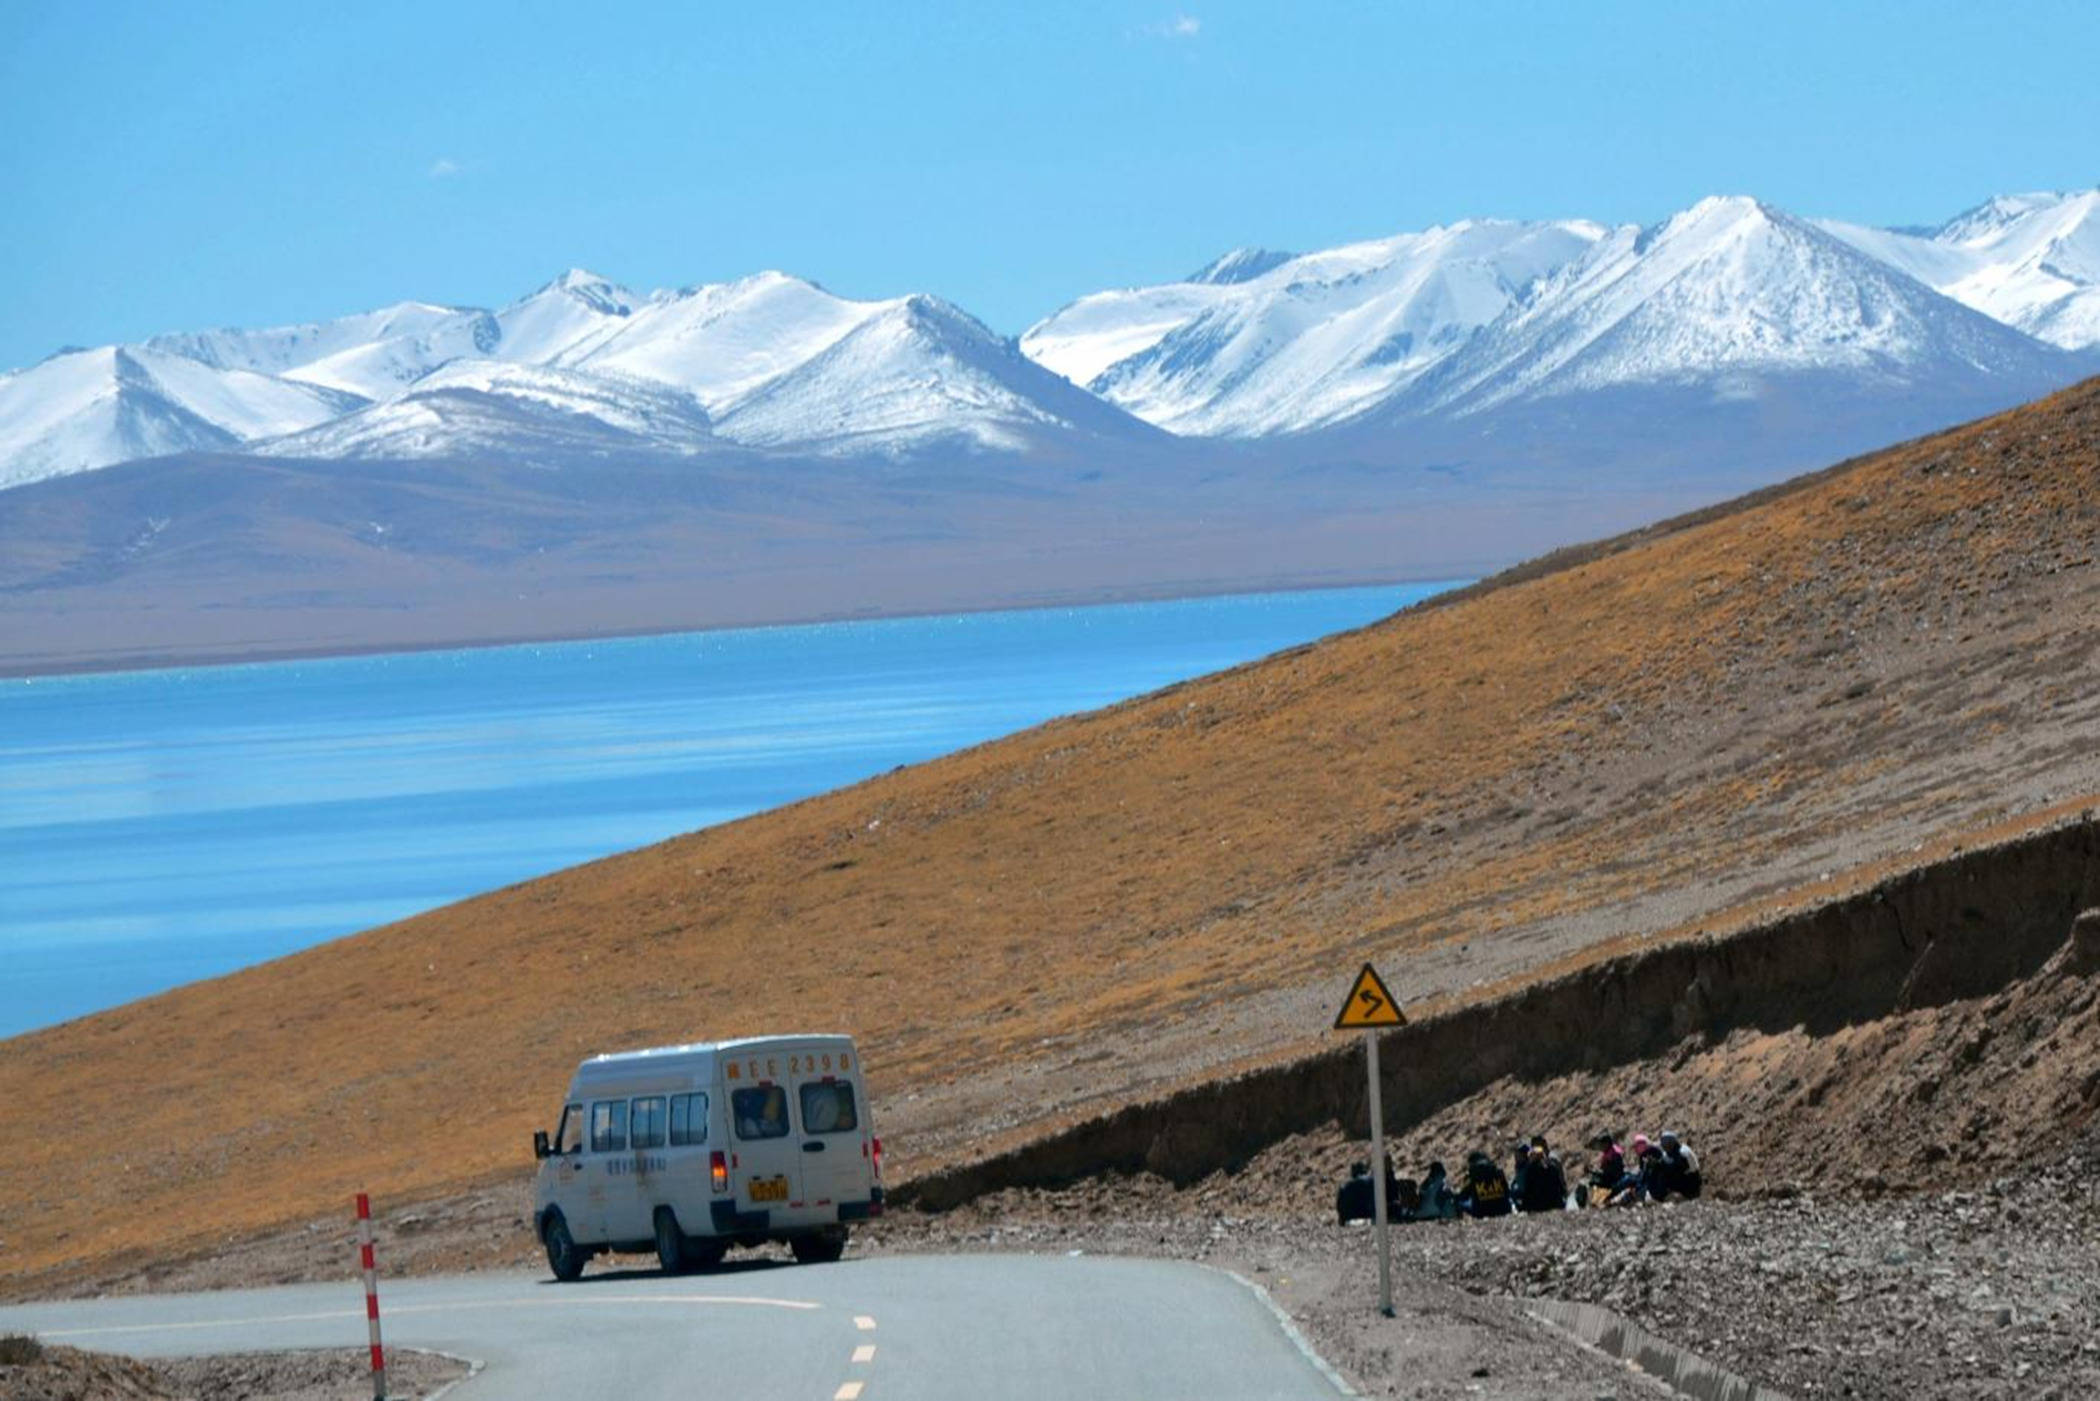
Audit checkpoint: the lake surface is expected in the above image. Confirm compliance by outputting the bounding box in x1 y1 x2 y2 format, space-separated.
0 583 1457 1038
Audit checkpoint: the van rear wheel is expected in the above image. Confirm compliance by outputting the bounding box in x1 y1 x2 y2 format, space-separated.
654 1208 689 1275
544 1212 586 1282
790 1226 848 1265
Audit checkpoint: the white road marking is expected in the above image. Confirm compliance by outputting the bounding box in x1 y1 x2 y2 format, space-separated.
34 1292 820 1340
834 1384 864 1401
854 1314 877 1330
852 1344 876 1363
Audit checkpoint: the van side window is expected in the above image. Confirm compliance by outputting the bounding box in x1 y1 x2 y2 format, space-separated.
731 1085 789 1140
630 1095 667 1150
799 1080 858 1134
555 1102 584 1155
670 1092 709 1146
589 1099 628 1153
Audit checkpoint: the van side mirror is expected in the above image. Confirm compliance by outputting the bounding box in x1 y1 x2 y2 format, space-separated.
533 1130 551 1160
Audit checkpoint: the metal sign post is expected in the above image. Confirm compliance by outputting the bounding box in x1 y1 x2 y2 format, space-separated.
1364 1028 1392 1316
1333 962 1404 1319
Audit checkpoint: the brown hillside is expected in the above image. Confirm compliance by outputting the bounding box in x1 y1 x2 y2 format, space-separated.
4 379 2098 1291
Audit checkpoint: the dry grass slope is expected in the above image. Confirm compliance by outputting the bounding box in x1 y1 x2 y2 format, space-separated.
3 378 2097 1292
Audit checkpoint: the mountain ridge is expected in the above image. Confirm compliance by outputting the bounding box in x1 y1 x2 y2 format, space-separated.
6 188 2097 489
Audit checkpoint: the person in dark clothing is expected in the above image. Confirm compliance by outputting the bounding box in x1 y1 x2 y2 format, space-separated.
1654 1130 1703 1200
1509 1139 1534 1211
1335 1155 1407 1224
1416 1161 1459 1220
1521 1145 1568 1212
1457 1150 1512 1218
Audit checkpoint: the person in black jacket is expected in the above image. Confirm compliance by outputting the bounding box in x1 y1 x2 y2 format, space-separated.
1654 1130 1703 1200
1521 1144 1568 1212
1509 1139 1534 1211
1335 1155 1407 1224
1457 1150 1512 1218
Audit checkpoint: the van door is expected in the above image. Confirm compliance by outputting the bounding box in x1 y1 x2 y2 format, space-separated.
726 1065 801 1224
791 1062 869 1218
583 1098 629 1242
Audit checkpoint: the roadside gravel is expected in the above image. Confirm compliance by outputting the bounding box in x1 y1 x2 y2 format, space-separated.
864 1143 2100 1400
0 1345 465 1400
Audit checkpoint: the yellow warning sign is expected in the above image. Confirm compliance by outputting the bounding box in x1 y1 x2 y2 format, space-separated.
1333 963 1405 1030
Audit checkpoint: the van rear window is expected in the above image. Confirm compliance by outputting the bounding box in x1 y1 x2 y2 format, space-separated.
670 1092 708 1146
590 1099 628 1153
731 1085 789 1140
799 1080 858 1134
630 1095 667 1150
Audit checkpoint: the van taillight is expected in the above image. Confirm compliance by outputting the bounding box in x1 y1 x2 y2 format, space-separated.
710 1150 728 1194
871 1137 883 1182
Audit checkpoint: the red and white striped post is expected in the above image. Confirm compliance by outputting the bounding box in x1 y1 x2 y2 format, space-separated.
355 1193 387 1401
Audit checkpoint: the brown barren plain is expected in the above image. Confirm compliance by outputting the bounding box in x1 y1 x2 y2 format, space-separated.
3 378 2098 1297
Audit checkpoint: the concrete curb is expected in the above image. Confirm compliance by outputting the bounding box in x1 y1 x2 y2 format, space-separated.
1524 1298 1790 1401
1221 1269 1358 1397
410 1345 485 1401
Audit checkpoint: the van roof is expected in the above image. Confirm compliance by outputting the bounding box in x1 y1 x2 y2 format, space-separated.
576 1032 854 1075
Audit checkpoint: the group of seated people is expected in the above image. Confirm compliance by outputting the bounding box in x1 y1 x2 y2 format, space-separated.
1336 1129 1703 1224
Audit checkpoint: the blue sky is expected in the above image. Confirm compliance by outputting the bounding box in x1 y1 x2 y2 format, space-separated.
2 1 2096 368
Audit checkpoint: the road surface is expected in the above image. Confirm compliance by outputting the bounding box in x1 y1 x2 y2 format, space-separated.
0 1253 1350 1399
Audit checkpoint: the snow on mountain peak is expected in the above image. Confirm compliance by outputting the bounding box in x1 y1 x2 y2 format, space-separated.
1409 194 2070 417
0 344 364 488
258 359 715 460
1821 187 2100 350
535 268 639 315
4 187 2096 489
1187 248 1297 285
714 287 1156 455
1934 190 2089 246
1025 215 1609 435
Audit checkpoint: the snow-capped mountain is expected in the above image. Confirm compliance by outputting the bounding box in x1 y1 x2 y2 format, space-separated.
717 294 1159 454
3 187 2096 492
556 271 887 414
1022 219 1607 436
259 361 716 460
0 271 1164 486
493 269 649 364
1405 196 2068 416
0 346 364 489
1821 189 2100 350
145 302 500 400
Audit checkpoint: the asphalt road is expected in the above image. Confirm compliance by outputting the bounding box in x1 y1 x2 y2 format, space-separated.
0 1254 1350 1400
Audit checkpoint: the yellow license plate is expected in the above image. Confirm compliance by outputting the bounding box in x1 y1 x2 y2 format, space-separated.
749 1177 789 1203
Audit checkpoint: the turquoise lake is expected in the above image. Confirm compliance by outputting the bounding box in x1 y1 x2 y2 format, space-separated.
0 583 1456 1038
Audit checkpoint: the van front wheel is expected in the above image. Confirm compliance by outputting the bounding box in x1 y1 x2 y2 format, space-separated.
790 1226 848 1265
654 1209 690 1275
544 1212 586 1282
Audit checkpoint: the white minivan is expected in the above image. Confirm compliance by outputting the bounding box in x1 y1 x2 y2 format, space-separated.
531 1033 882 1280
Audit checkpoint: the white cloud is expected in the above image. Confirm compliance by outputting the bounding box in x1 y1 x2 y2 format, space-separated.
1144 13 1200 39
427 157 461 179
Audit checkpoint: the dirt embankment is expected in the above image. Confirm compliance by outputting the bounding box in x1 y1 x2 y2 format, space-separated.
902 813 2100 1206
2 378 2097 1296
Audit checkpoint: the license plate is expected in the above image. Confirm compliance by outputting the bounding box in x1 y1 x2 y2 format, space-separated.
749 1177 789 1203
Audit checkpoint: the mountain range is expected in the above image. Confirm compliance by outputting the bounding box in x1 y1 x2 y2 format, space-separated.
4 189 2097 491
3 189 2097 675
